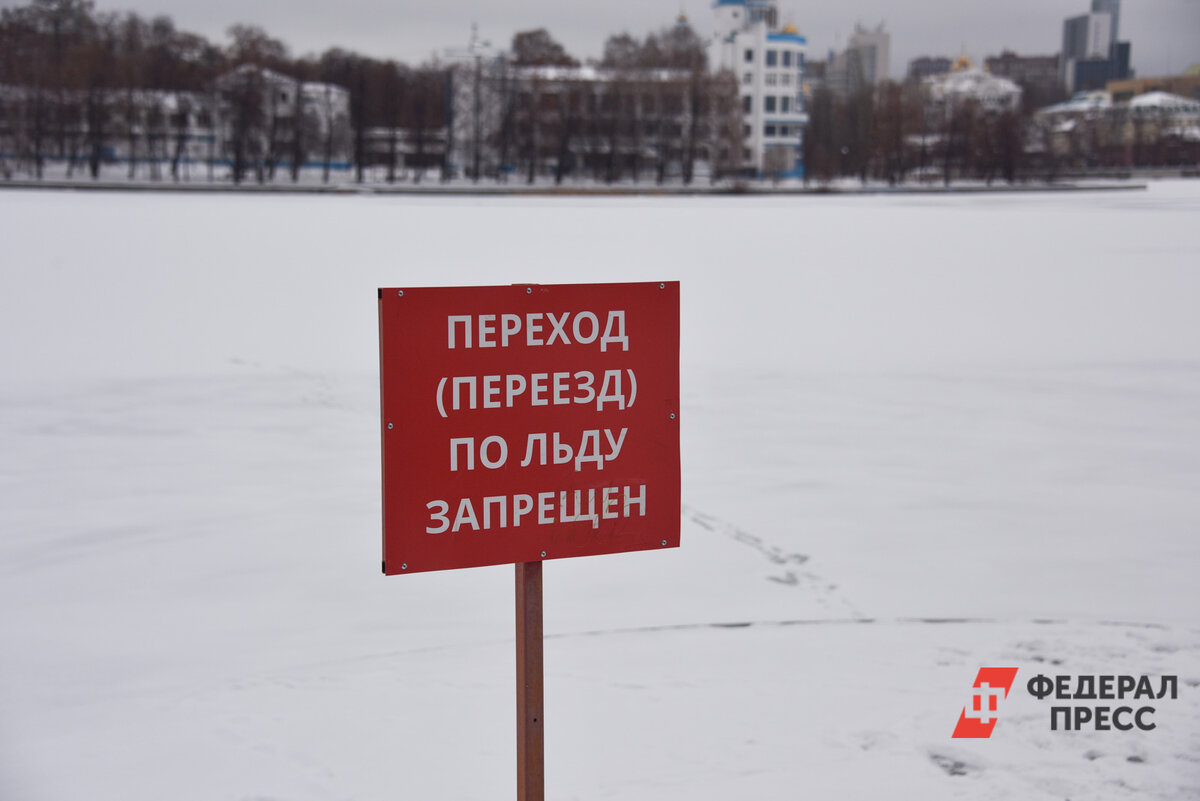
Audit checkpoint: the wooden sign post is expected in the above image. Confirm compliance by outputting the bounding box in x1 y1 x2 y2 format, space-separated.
378 281 680 799
516 561 544 801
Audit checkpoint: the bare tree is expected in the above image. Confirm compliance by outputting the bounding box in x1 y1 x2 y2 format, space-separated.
352 62 367 183
552 84 583 185
505 71 541 185
598 75 627 183
144 96 166 179
4 5 51 177
318 81 336 183
803 86 838 185
226 23 287 69
438 66 452 182
844 86 874 183
491 59 518 182
600 33 640 70
708 69 743 183
380 61 405 183
511 29 578 67
871 80 907 185
994 110 1023 183
168 93 190 180
286 73 305 182
405 66 446 184
223 65 264 184
115 13 152 178
83 13 117 178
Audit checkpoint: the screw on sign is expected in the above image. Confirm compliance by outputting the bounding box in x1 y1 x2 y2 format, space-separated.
378 281 680 801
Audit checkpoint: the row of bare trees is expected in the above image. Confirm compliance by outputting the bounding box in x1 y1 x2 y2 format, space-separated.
803 80 1029 186
10 2 1187 187
494 67 742 186
447 24 742 186
2 2 744 186
803 77 1197 185
0 0 451 182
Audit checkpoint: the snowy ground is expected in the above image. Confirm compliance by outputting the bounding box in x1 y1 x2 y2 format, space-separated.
2 184 1199 800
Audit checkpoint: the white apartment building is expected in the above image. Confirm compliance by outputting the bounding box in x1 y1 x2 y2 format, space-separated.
712 0 808 177
924 60 1023 117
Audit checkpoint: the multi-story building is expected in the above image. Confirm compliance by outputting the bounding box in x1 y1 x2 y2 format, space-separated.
822 22 889 100
1108 74 1200 103
0 84 219 178
801 55 828 96
214 65 352 177
0 65 352 180
908 56 952 82
1061 11 1112 92
444 59 741 183
985 52 1060 95
1091 0 1121 51
442 18 749 183
711 0 808 177
1035 88 1200 167
847 23 890 85
825 48 866 99
924 59 1023 117
1060 0 1131 93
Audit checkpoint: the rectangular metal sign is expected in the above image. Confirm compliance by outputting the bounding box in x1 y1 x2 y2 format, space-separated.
379 281 680 575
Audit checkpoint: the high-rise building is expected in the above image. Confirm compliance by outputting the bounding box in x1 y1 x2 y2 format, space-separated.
1062 13 1113 63
825 48 867 98
1091 0 1120 48
821 22 889 99
1060 0 1131 93
847 23 890 85
712 0 808 178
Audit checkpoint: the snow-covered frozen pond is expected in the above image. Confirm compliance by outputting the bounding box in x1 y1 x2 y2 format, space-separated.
2 184 1198 799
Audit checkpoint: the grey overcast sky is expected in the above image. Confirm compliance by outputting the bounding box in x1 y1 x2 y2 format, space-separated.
16 0 1200 78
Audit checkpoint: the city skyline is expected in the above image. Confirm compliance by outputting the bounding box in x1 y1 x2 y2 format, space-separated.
4 0 1196 80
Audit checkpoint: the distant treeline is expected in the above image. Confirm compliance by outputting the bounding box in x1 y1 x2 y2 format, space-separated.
4 0 1168 187
0 0 461 181
804 81 1029 186
0 0 732 183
